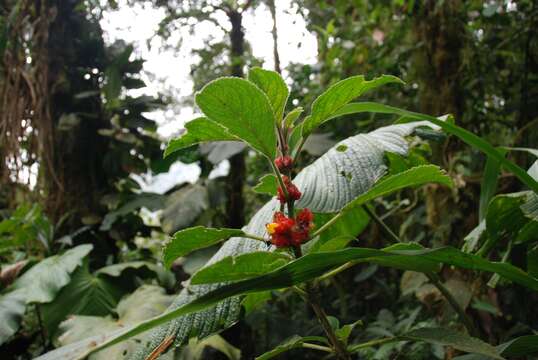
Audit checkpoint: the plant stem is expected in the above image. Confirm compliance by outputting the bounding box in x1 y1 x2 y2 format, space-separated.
364 205 479 337
35 304 47 348
270 160 289 199
242 233 269 242
304 284 351 360
347 337 398 352
311 211 343 238
302 342 333 353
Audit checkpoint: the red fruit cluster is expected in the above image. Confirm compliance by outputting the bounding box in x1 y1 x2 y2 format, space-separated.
266 209 314 248
275 155 293 171
277 175 301 203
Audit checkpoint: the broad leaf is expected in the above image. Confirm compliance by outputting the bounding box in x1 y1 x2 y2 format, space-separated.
0 245 92 344
164 117 237 158
191 252 291 285
497 334 538 357
41 242 538 359
401 327 501 359
252 174 278 196
195 77 277 158
302 75 404 135
0 289 26 344
324 101 538 193
41 263 122 334
163 227 245 268
39 122 439 360
248 67 289 122
54 285 174 360
13 244 93 303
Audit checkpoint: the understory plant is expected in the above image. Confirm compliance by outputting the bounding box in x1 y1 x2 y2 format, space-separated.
38 68 538 360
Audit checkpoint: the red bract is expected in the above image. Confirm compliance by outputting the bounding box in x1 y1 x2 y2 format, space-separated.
275 155 293 171
277 175 301 203
266 209 314 248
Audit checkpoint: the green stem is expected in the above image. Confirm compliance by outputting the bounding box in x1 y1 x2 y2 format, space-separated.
270 160 289 199
311 211 343 238
365 205 479 337
243 233 269 242
302 342 333 353
35 304 47 348
348 337 398 353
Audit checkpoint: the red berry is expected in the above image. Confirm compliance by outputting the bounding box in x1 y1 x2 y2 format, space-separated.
275 156 293 171
277 176 302 203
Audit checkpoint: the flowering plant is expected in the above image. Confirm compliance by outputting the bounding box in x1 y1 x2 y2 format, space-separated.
66 68 538 360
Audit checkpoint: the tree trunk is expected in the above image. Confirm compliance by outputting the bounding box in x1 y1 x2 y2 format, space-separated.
225 10 246 228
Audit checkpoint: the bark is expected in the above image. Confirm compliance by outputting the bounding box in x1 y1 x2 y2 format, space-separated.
268 0 281 73
225 9 246 228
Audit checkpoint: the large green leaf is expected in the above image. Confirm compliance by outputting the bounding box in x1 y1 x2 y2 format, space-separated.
37 122 438 360
44 243 538 359
54 285 174 360
324 101 538 193
0 289 26 344
163 227 246 268
403 327 501 359
350 327 502 359
248 67 289 122
195 77 277 158
302 75 404 135
497 335 538 357
13 244 93 303
163 117 237 158
41 263 122 334
191 252 291 285
0 245 92 344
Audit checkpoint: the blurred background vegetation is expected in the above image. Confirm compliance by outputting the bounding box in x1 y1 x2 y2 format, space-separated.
0 0 537 359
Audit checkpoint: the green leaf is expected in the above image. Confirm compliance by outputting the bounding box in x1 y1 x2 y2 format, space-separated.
252 174 278 196
163 227 245 268
335 320 362 345
0 289 26 344
255 336 329 360
284 107 304 128
342 165 452 213
478 193 530 256
40 263 122 334
195 77 277 158
497 335 538 357
241 291 272 314
0 245 92 345
191 252 291 285
302 75 404 135
54 285 174 360
309 206 369 253
39 243 538 359
164 117 237 158
479 150 506 221
248 67 289 122
402 327 502 359
324 102 538 193
13 244 93 303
